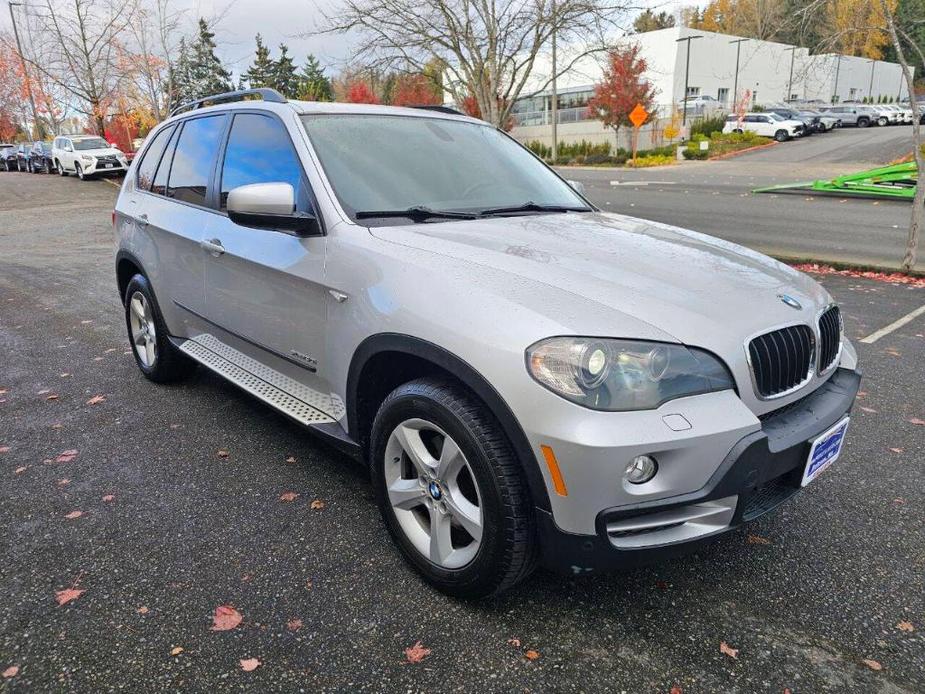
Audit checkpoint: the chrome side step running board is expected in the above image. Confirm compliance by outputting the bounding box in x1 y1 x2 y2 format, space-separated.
605 496 738 549
179 334 336 426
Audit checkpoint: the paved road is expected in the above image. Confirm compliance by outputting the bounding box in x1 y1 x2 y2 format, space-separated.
1 171 924 692
561 126 918 271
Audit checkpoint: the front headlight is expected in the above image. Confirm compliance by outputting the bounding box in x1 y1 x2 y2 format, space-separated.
526 337 734 411
81 155 93 162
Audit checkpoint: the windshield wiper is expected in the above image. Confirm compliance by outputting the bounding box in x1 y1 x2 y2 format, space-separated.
355 205 477 222
477 201 592 217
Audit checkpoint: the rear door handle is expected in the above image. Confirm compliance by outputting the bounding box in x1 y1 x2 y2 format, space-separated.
200 238 225 256
134 213 148 227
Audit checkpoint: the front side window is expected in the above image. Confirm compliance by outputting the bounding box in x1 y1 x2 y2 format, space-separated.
301 114 589 223
220 113 306 210
167 115 226 206
136 125 175 191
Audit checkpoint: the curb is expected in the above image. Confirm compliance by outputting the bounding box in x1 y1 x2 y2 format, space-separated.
709 141 778 160
775 255 925 279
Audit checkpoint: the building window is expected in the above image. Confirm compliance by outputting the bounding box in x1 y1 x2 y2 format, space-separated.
686 86 700 97
717 88 729 104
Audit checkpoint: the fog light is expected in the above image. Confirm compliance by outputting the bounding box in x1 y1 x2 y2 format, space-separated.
625 455 658 484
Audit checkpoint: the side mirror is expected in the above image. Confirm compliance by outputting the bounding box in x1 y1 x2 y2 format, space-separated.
566 179 586 196
227 182 321 236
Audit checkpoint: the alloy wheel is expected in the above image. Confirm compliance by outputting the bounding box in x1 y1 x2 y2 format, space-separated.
384 418 483 569
128 291 157 367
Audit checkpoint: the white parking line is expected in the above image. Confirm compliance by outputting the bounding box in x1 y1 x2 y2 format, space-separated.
860 304 925 344
610 180 677 186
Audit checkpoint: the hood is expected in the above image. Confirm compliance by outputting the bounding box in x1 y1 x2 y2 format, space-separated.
81 147 123 157
370 211 831 355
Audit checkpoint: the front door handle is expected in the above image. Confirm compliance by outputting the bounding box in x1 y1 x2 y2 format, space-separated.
134 213 149 227
200 238 225 256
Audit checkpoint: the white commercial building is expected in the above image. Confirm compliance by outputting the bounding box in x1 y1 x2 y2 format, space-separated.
511 26 912 149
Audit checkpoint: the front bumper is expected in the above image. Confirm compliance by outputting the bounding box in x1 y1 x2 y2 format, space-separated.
536 367 861 574
83 159 128 175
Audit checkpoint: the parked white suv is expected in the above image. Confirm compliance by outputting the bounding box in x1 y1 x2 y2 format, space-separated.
53 135 128 180
722 112 805 141
115 89 860 597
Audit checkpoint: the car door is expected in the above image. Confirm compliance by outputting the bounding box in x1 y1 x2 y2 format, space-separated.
202 110 331 404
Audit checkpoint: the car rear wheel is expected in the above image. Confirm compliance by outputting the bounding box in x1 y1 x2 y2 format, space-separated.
123 274 196 383
370 378 537 599
858 117 870 127
774 129 789 142
44 159 51 174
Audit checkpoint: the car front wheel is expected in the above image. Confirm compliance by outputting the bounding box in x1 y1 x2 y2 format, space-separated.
774 129 790 142
75 162 86 180
370 378 537 599
123 274 196 383
57 160 67 176
858 117 870 127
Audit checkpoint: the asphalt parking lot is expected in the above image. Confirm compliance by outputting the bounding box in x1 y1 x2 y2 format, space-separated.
1 170 924 692
561 125 918 271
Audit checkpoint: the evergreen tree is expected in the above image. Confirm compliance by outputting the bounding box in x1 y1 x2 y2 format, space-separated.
170 37 193 108
242 34 274 89
185 18 232 100
633 9 675 33
271 44 301 97
298 55 333 101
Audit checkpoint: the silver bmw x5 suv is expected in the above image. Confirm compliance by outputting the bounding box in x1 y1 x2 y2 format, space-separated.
115 88 861 598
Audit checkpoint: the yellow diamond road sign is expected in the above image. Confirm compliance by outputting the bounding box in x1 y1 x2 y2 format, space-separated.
629 104 648 128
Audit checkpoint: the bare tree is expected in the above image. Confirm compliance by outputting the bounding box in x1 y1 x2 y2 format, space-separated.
26 0 136 135
313 0 637 128
123 0 185 122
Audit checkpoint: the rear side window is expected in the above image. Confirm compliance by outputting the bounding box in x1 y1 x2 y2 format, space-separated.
135 125 174 191
167 115 226 206
219 113 306 210
152 127 179 196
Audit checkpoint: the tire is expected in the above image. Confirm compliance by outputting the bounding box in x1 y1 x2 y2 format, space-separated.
858 117 870 128
75 162 86 180
774 129 789 142
123 274 196 383
370 377 537 599
44 159 51 174
57 160 67 176
877 116 888 127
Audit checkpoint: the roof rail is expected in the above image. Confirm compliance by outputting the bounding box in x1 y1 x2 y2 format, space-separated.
410 105 466 116
169 88 287 117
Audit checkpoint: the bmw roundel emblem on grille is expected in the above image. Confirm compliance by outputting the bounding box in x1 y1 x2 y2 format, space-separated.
778 294 802 310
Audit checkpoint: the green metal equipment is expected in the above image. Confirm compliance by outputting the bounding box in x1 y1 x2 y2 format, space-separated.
753 161 917 200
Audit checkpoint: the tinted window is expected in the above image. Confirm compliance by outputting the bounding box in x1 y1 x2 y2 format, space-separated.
152 127 179 196
136 125 174 191
220 113 305 210
167 115 225 206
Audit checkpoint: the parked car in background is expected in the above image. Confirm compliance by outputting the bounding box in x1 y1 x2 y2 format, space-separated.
52 135 129 179
28 141 55 173
15 143 30 171
881 104 912 124
723 112 804 141
820 105 872 127
798 110 837 132
0 144 16 171
764 107 816 134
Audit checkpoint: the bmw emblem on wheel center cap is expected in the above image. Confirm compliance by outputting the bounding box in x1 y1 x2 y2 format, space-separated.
428 481 443 500
778 294 802 310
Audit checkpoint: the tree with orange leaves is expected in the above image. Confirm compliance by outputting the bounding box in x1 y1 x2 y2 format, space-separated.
587 45 657 141
390 74 441 106
345 80 380 104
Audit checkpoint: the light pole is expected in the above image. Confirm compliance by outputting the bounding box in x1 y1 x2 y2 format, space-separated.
8 1 43 139
832 56 841 104
868 60 876 102
729 38 748 109
676 34 702 127
784 46 797 102
550 0 557 162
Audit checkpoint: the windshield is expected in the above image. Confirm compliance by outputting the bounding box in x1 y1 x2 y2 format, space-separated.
766 112 783 121
300 114 590 222
73 138 108 151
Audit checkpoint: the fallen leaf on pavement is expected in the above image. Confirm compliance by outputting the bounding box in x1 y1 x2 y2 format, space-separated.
285 456 296 464
525 649 540 661
859 406 877 413
897 621 914 633
747 534 771 545
240 658 261 672
909 418 925 426
55 450 78 463
137 606 149 614
404 641 431 664
670 688 682 694
720 641 738 659
86 395 106 405
507 637 521 647
889 448 904 453
310 499 325 510
38 389 50 395
45 394 59 401
64 511 83 519
55 588 85 606
279 492 299 502
287 618 303 631
14 466 27 474
102 494 115 502
57 479 70 486
862 658 882 671
0 446 9 454
216 449 230 459
211 605 243 631
170 646 183 656
2 666 18 678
